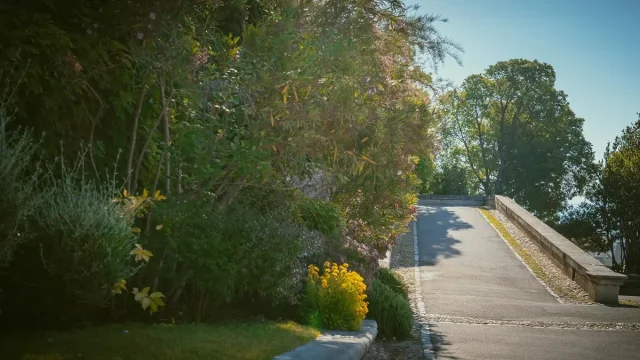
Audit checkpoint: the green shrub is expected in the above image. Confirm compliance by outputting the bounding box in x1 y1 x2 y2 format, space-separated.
34 164 137 300
297 197 344 238
155 194 315 321
375 268 409 300
0 158 138 328
0 125 41 268
304 262 368 331
367 280 413 340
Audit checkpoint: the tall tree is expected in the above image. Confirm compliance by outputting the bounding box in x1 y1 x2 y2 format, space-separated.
440 59 593 218
557 116 640 273
601 117 640 273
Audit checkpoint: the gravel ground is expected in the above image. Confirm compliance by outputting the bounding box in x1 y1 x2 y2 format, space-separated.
422 314 640 331
487 209 594 304
364 225 425 360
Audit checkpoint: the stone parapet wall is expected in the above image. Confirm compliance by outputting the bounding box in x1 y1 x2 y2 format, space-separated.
417 195 493 207
494 195 627 304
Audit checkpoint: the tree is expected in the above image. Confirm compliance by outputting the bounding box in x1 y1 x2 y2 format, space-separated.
556 116 640 274
555 203 603 253
431 161 472 196
415 155 436 194
440 59 593 218
601 117 640 273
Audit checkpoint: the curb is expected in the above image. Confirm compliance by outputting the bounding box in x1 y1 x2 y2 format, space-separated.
273 320 378 360
413 221 435 360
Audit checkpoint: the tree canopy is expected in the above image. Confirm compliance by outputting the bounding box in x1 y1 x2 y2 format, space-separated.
557 116 640 274
438 59 594 219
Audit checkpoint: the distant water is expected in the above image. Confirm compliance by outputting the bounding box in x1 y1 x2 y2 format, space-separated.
589 241 622 267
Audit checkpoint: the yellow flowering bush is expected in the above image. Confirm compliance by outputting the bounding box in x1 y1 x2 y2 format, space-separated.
305 262 368 331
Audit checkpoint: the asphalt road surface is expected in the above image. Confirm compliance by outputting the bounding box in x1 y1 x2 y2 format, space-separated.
415 205 640 360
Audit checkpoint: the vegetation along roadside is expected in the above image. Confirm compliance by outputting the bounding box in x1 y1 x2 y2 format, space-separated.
0 0 459 358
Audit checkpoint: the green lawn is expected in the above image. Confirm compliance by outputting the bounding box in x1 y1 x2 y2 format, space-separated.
2 321 319 360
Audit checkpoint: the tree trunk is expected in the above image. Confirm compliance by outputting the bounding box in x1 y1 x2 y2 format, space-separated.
159 78 172 195
132 111 164 193
126 87 148 192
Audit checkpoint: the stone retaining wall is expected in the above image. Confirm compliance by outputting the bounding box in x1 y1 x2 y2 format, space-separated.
494 195 627 304
418 195 493 207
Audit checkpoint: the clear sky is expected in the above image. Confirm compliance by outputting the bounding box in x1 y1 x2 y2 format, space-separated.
409 0 640 160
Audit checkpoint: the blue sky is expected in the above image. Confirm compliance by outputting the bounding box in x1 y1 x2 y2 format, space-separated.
409 0 640 160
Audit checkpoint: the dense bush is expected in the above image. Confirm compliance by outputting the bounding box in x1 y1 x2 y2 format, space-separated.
367 280 413 340
0 157 138 328
305 262 368 331
34 164 137 300
0 125 40 268
375 268 409 300
154 194 317 321
297 197 344 239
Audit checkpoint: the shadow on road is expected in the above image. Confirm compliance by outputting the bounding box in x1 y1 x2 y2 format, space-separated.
429 323 459 359
415 205 471 266
383 206 471 359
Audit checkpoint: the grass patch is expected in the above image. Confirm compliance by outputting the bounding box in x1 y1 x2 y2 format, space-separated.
479 208 585 302
1 321 320 360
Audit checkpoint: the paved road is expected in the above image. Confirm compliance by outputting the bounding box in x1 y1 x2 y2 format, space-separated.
415 205 640 360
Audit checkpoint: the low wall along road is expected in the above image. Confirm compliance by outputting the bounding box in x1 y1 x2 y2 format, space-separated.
494 195 626 304
417 194 494 207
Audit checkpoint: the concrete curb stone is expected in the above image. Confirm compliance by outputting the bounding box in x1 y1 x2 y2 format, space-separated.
413 221 435 360
273 320 378 360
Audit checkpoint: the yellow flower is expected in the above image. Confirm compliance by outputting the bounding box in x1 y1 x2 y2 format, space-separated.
154 190 167 201
306 261 368 328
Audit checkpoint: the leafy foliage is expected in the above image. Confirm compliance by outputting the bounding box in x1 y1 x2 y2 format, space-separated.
430 155 474 195
439 59 593 218
305 262 368 331
0 155 138 327
152 192 317 322
367 279 413 339
415 155 436 194
130 244 153 263
297 197 345 238
556 116 640 273
0 125 41 267
132 287 166 314
0 0 459 329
